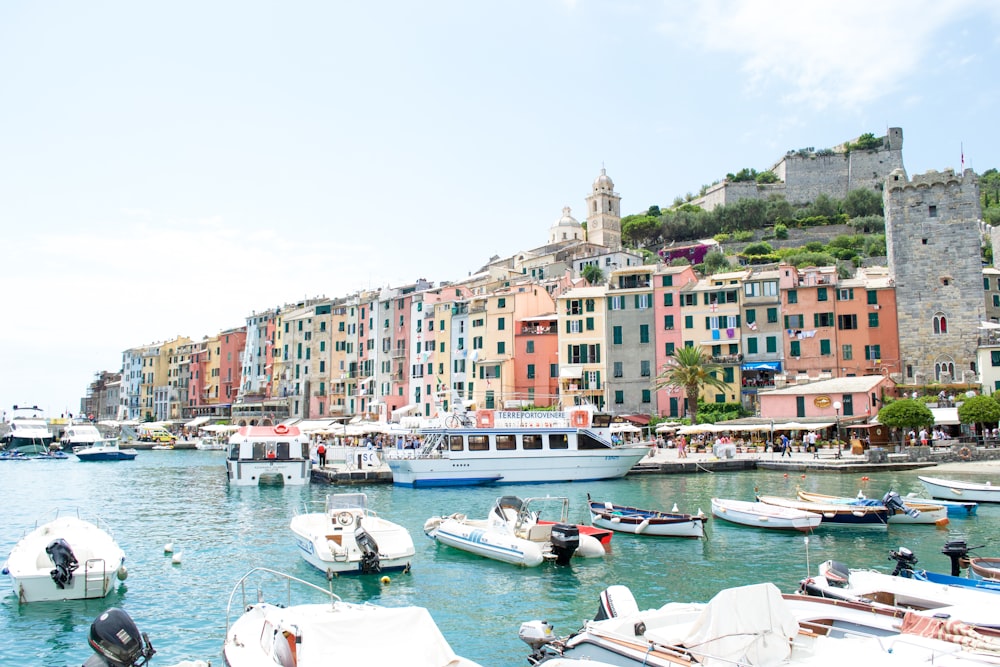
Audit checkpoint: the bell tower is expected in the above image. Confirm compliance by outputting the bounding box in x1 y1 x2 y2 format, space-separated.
585 167 621 250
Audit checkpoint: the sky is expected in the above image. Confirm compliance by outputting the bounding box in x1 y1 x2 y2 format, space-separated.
2 0 1000 418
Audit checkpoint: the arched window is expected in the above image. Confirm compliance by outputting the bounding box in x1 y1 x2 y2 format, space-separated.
933 313 948 334
934 360 956 382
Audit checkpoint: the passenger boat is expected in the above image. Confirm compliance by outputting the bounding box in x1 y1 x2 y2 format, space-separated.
223 568 483 667
710 497 822 532
756 494 888 526
918 475 1000 503
226 423 311 486
905 492 978 516
588 495 706 538
290 492 415 576
1 405 56 455
74 438 138 462
519 581 1000 667
2 509 127 602
796 489 948 525
423 495 606 567
384 406 649 487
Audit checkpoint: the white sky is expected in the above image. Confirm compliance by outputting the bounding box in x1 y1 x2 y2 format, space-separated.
2 0 999 417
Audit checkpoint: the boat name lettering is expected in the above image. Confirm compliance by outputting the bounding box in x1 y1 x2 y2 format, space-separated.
495 411 566 421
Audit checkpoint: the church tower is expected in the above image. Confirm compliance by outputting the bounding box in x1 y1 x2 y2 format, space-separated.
585 167 621 250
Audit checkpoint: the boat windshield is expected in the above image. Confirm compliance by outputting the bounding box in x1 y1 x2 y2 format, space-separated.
326 493 368 513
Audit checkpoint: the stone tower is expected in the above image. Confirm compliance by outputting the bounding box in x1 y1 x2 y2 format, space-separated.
585 168 621 250
885 167 984 385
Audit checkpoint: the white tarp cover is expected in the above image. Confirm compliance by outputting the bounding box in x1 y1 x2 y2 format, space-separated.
297 603 462 666
184 416 211 428
681 583 798 667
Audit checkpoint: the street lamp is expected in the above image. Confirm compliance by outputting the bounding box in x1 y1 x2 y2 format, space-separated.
833 401 842 459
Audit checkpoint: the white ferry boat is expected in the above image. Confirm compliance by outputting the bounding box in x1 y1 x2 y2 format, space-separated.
226 424 312 486
384 407 649 487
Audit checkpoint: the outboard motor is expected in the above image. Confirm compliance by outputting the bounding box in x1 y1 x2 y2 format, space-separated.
882 491 920 518
83 608 155 667
549 523 580 566
354 519 381 574
818 559 851 587
594 585 640 622
942 540 984 576
46 538 79 589
889 547 919 576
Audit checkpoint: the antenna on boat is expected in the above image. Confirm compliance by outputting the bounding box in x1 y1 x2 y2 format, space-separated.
804 535 811 577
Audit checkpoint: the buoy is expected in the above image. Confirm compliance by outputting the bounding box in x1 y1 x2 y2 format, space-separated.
117 565 128 581
380 575 391 585
861 476 870 481
171 553 182 565
164 542 173 554
671 503 679 513
783 473 789 478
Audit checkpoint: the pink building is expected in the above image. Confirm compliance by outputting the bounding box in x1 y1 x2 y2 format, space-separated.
758 375 895 424
652 264 697 417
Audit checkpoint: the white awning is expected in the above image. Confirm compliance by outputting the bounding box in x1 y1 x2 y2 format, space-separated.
931 407 960 425
185 416 211 428
559 366 583 379
296 419 338 433
391 404 422 419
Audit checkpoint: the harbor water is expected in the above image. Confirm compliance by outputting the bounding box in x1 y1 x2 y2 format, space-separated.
2 450 998 667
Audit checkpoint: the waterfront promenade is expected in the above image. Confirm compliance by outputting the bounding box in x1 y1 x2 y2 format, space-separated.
308 441 1000 484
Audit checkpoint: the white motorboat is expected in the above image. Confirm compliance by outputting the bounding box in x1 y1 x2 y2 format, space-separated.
710 497 822 532
2 405 56 455
195 435 225 451
290 492 415 576
226 423 312 486
919 475 1000 503
905 492 978 516
799 555 1000 628
75 437 137 461
424 495 606 567
223 567 483 667
520 582 1000 667
384 406 648 487
2 509 127 602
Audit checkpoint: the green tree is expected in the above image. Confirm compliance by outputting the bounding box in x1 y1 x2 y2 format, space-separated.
774 223 788 239
742 241 774 256
647 205 661 217
581 264 605 286
755 171 779 184
848 215 885 234
701 250 731 275
843 188 883 218
654 346 730 425
876 399 933 446
853 132 882 150
958 395 1000 441
621 214 661 248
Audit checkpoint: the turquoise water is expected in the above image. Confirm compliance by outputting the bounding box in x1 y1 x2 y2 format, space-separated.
1 451 998 667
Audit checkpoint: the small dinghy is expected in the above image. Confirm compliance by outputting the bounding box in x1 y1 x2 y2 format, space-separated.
588 495 705 538
3 509 127 602
424 495 606 567
796 489 948 525
223 567 483 667
757 494 888 526
290 492 415 577
711 497 822 532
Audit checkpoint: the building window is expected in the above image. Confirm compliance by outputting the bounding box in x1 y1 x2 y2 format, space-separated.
613 326 623 345
641 389 651 404
767 307 778 323
790 341 801 357
526 340 534 353
820 339 831 356
639 325 649 344
662 275 673 287
868 312 880 328
837 314 858 330
843 344 853 360
527 364 536 379
613 361 623 377
684 315 693 329
614 390 624 404
929 205 937 218
765 336 777 354
867 290 878 304
497 317 505 331
665 342 675 355
747 337 758 354
817 287 828 302
865 344 881 360
933 313 948 334
664 315 674 330
640 360 650 377
663 293 673 307
787 290 798 304
497 341 505 354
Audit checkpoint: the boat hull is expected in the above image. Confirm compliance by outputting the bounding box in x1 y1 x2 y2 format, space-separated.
711 498 821 532
795 491 948 525
227 459 311 486
588 501 704 538
918 476 1000 503
387 448 648 487
74 446 137 461
757 495 888 526
3 515 126 602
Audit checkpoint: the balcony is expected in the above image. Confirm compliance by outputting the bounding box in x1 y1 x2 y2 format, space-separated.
520 325 555 335
710 354 744 364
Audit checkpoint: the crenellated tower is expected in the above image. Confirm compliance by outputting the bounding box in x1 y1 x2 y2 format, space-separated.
885 167 983 385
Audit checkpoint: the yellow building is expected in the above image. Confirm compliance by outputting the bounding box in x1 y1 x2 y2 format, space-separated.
680 271 745 405
557 285 608 409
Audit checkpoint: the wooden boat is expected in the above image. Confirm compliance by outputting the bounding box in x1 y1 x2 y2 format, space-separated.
710 497 821 532
757 494 888 526
940 539 1000 583
588 496 706 538
796 490 948 525
918 476 1000 503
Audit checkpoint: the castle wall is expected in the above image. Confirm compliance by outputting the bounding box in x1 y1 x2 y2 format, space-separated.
885 168 983 385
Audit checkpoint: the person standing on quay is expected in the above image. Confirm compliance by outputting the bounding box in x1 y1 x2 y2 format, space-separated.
317 442 327 467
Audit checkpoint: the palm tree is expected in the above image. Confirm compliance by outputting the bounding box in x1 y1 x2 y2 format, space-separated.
654 346 730 424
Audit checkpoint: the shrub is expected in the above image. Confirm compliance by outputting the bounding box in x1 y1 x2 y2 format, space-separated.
774 223 788 239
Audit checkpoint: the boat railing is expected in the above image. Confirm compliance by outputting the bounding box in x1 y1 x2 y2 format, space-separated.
22 507 116 540
225 567 342 636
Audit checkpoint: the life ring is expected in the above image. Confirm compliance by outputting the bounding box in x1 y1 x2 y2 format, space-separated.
337 511 354 526
570 411 589 428
957 446 972 461
476 410 495 428
274 424 289 434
